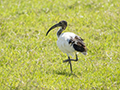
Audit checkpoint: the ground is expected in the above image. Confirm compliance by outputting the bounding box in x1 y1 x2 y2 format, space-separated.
0 0 120 89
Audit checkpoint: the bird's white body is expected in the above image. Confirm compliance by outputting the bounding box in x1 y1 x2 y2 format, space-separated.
57 32 77 57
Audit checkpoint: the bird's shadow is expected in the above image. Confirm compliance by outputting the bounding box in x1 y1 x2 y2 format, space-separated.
53 70 79 77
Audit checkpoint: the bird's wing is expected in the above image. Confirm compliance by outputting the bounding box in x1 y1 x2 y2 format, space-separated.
69 36 87 52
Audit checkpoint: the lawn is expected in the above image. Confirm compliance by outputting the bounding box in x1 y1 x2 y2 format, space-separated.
0 0 120 89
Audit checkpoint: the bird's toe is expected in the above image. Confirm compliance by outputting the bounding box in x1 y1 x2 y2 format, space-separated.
63 59 70 63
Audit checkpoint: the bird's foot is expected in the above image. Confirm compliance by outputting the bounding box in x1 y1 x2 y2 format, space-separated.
63 54 78 63
63 59 78 63
63 59 69 63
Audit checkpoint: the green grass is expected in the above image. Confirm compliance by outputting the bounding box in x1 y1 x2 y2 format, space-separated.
0 0 120 89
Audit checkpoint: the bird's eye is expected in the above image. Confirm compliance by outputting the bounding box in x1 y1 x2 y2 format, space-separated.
59 22 62 25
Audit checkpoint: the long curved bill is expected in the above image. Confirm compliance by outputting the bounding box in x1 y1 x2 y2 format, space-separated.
46 23 61 36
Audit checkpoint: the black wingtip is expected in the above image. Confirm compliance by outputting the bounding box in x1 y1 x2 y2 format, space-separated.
73 44 87 53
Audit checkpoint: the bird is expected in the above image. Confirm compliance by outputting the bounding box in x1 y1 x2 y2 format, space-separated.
46 20 87 73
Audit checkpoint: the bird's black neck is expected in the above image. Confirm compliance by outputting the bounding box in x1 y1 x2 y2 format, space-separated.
57 28 63 37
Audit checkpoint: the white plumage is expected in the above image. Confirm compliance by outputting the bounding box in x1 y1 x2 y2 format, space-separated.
46 20 87 73
57 32 76 57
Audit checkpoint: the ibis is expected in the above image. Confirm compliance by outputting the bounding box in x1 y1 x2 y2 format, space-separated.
46 20 87 73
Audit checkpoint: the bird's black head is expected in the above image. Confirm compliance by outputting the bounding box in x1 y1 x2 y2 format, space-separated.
46 20 67 36
58 20 67 29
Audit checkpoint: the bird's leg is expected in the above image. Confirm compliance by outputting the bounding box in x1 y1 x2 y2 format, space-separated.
69 58 73 73
63 54 78 73
63 54 78 62
65 56 73 73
